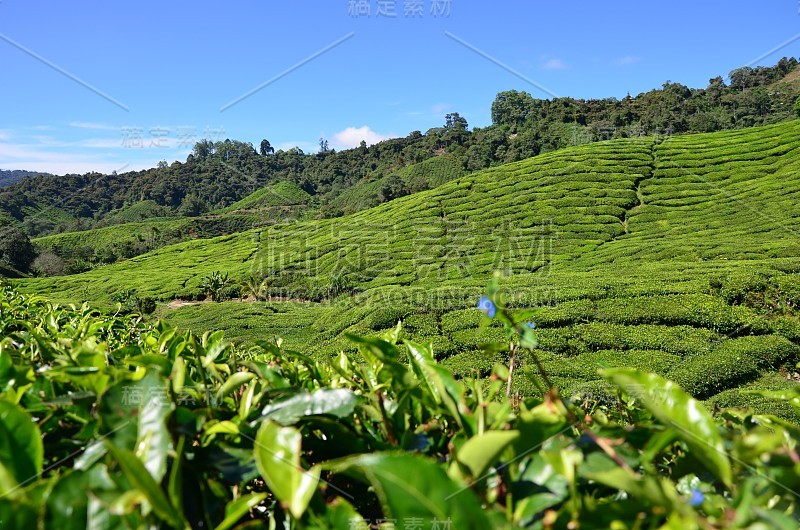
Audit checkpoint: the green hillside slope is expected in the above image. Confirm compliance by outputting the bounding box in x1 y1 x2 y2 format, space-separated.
20 121 800 415
31 157 461 269
32 213 273 267
323 155 466 216
215 181 313 213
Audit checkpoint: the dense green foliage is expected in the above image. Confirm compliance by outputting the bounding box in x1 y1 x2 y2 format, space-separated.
17 121 800 417
0 219 35 277
492 58 799 136
215 181 313 213
2 57 798 239
29 158 464 270
1 285 800 528
31 213 286 272
4 51 800 530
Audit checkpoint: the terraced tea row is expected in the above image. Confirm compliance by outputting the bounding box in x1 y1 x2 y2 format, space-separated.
19 121 800 416
586 122 800 265
23 138 657 301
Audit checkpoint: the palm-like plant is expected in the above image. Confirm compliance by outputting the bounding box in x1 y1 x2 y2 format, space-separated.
200 271 232 302
242 273 270 301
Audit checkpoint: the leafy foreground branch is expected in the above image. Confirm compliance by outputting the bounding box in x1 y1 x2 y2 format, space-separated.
0 284 799 529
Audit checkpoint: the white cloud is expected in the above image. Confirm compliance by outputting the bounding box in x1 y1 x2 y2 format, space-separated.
542 58 567 70
0 142 122 174
69 121 118 131
331 126 393 150
615 56 641 66
0 140 193 175
29 135 69 147
431 103 452 114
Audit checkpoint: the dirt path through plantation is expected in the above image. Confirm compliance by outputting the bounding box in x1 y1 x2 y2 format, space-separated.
167 300 203 309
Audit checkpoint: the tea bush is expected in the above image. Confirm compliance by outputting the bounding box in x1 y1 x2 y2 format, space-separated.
668 335 800 398
1 285 800 528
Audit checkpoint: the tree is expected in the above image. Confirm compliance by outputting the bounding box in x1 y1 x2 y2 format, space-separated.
794 95 800 118
491 90 536 128
444 113 469 146
31 251 65 277
318 138 330 154
200 271 233 302
706 76 726 105
0 223 35 275
260 139 274 156
178 194 208 217
444 112 468 131
192 139 214 160
377 174 408 203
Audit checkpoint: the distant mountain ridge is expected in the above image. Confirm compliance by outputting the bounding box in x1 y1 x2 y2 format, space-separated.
0 169 51 189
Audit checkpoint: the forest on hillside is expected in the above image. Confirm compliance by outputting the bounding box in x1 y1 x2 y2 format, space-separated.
0 169 50 188
1 57 798 241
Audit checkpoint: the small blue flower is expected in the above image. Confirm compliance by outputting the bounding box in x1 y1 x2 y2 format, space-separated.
527 322 536 329
689 488 704 507
477 296 496 318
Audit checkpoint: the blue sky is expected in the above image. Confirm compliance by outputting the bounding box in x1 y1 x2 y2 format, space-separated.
0 0 798 174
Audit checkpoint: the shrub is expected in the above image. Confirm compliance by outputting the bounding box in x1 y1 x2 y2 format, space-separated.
111 288 156 315
668 335 800 399
576 323 718 357
64 258 93 275
543 350 681 381
31 251 65 277
564 379 617 408
174 287 205 301
137 296 157 315
710 269 793 312
403 313 440 336
219 285 242 301
200 271 234 302
706 373 800 422
0 223 36 274
593 294 761 334
440 309 482 332
441 349 501 377
365 304 414 331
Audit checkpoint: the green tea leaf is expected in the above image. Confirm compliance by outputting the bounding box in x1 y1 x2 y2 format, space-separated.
260 388 357 425
600 368 732 487
330 453 491 530
254 420 319 519
451 430 519 479
216 372 255 400
135 370 174 483
214 493 268 530
105 444 185 528
0 400 43 496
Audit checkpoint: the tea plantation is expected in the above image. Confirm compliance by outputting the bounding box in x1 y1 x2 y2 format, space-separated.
2 283 800 528
18 121 800 418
